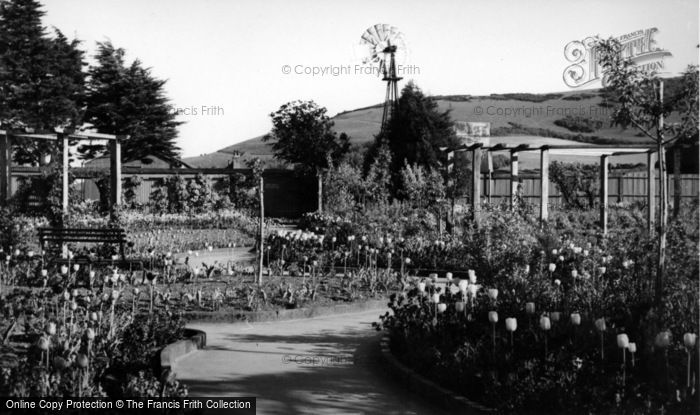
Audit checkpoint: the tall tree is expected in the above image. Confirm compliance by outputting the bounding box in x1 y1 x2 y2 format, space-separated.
374 81 460 195
264 100 350 211
596 37 699 305
82 41 181 163
0 0 85 164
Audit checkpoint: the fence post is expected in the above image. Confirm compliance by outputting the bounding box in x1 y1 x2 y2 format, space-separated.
539 147 549 222
0 130 11 206
647 151 656 233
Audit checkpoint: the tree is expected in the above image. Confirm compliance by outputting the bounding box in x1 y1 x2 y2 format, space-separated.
264 100 350 212
596 37 699 304
0 0 85 164
376 81 461 195
82 41 181 163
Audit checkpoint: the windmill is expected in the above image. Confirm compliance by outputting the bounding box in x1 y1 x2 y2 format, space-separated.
359 24 407 133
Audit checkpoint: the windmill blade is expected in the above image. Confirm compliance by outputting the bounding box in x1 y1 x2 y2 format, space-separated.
368 24 382 43
360 31 378 46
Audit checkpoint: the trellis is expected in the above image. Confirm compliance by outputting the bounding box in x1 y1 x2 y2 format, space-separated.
0 128 125 216
455 142 679 234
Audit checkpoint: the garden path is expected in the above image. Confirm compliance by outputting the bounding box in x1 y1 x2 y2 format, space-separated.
175 309 451 415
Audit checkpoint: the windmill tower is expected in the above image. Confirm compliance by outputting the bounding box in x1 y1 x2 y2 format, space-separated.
359 24 407 134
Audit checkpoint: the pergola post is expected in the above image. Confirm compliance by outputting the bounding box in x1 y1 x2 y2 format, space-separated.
0 131 11 206
486 152 493 204
539 147 549 222
59 133 70 217
510 150 519 209
647 151 656 233
673 146 681 218
471 146 482 225
109 137 123 208
600 155 609 235
258 173 265 285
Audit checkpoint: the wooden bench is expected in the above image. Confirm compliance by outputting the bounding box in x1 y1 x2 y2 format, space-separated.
38 227 141 268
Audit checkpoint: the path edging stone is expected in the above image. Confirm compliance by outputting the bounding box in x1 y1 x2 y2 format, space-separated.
379 335 494 414
184 298 389 323
160 328 207 372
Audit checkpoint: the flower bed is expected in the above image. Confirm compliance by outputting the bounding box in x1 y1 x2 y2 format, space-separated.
0 287 188 397
370 207 699 414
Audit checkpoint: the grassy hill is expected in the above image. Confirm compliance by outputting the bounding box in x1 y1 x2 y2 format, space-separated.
184 86 670 169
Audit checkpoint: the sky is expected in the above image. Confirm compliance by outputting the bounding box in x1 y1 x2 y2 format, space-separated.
41 0 699 158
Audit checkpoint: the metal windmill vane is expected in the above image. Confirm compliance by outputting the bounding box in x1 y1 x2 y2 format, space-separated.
359 24 407 134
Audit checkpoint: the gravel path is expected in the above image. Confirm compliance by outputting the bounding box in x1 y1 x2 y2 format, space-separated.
175 309 452 415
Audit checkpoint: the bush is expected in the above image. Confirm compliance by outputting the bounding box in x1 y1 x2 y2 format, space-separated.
554 116 604 133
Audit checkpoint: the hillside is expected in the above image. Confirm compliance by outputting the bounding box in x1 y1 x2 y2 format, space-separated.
184 85 678 169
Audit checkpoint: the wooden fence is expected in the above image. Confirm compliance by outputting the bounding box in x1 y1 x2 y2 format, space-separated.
479 172 698 205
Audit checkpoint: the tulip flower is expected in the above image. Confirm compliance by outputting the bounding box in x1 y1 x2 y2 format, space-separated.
437 303 447 314
431 293 440 304
595 318 607 360
617 333 630 386
570 312 581 326
41 269 48 277
655 331 671 348
525 302 536 315
60 265 68 275
487 288 498 302
540 315 551 356
468 269 476 284
548 263 556 272
455 302 466 313
550 311 561 323
417 282 426 293
505 317 517 348
571 269 578 278
684 333 697 388
628 342 636 367
458 280 468 294
45 322 56 336
445 272 453 281
489 311 498 356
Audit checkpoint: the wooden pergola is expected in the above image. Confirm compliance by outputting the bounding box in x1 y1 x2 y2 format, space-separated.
0 129 125 216
457 143 662 234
